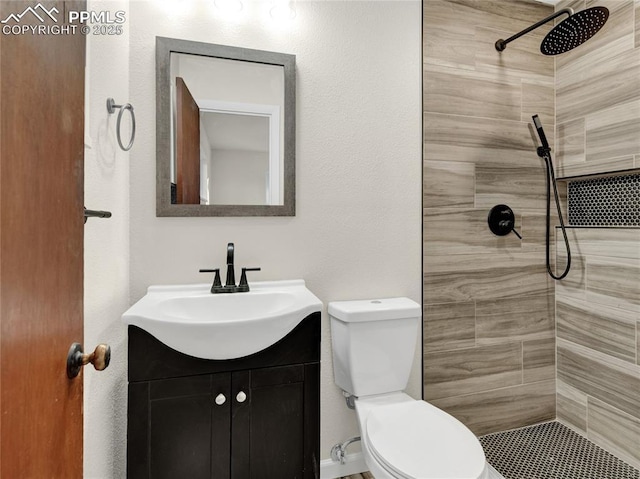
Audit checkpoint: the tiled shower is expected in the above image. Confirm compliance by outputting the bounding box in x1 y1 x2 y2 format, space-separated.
423 0 640 472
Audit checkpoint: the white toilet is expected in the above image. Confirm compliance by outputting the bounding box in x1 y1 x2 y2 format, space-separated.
329 297 491 479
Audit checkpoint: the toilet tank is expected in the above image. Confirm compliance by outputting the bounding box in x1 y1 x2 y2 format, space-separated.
329 297 421 397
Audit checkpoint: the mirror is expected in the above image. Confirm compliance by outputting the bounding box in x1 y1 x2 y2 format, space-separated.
156 37 296 216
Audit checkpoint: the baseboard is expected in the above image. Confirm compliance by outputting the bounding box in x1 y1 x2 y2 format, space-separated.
320 452 367 479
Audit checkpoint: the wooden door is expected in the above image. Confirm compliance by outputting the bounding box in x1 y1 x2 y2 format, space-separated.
175 76 201 204
0 1 86 477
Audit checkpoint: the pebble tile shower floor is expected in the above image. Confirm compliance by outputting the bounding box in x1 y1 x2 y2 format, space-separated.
480 421 640 479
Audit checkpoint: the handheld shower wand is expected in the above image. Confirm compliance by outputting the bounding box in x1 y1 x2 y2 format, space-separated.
532 115 550 153
532 115 571 280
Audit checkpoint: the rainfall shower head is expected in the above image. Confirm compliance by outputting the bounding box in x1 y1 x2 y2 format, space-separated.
495 6 609 56
541 7 609 55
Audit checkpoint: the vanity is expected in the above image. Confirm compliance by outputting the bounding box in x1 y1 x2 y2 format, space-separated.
123 281 321 478
133 33 311 476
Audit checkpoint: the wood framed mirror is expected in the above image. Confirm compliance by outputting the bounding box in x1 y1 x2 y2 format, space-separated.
156 37 296 216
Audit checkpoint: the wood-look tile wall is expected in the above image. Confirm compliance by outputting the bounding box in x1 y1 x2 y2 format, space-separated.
556 228 640 469
553 0 640 468
556 0 640 177
422 0 556 436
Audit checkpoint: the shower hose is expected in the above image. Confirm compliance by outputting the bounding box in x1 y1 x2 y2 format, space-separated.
541 150 572 280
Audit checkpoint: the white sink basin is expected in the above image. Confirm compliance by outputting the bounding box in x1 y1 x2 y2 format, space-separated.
122 280 322 360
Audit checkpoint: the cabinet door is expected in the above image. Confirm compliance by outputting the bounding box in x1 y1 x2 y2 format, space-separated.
148 373 231 479
232 365 307 479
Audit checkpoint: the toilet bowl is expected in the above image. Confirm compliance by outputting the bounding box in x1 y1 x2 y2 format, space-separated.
329 298 491 479
354 392 489 479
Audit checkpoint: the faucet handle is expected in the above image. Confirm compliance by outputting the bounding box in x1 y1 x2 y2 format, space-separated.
199 268 222 289
237 267 261 292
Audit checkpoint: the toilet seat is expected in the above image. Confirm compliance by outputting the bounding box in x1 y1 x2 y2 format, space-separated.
363 400 487 479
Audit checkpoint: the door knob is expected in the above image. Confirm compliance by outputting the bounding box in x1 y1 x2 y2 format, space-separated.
236 391 247 403
215 393 226 406
66 343 111 379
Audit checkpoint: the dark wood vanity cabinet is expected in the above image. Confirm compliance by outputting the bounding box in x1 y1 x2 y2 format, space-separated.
127 313 320 479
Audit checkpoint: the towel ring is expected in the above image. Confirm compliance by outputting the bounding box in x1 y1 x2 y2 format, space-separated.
107 98 136 151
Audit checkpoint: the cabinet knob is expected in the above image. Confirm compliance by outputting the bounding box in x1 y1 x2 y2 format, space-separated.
215 393 226 406
236 391 247 403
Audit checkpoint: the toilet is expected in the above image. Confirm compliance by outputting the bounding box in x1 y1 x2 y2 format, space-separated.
329 297 491 479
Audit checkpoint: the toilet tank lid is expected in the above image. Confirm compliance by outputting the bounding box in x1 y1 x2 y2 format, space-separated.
328 297 421 322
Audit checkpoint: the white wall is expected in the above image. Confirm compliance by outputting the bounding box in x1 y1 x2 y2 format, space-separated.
128 0 422 469
84 1 130 477
200 117 212 203
173 53 285 107
210 149 269 204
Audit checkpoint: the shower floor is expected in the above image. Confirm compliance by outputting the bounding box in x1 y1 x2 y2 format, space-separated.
480 421 640 479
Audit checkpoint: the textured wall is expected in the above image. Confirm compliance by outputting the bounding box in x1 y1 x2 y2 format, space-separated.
422 0 556 436
83 1 130 477
554 0 640 468
128 0 422 462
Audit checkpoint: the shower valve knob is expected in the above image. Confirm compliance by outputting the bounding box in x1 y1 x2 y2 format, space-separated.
488 204 521 240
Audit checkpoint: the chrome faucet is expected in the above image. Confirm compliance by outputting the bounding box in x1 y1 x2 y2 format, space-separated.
199 242 261 293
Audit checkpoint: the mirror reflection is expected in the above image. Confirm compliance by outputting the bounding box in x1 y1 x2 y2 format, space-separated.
171 53 285 206
200 112 272 205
